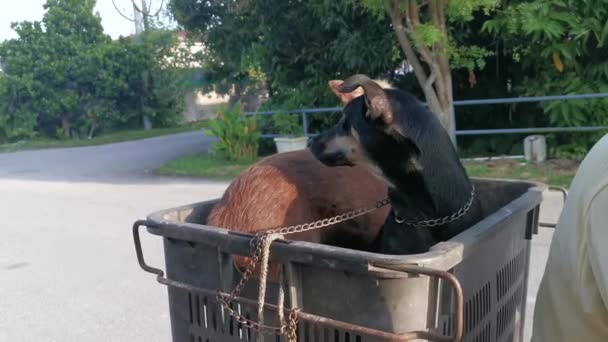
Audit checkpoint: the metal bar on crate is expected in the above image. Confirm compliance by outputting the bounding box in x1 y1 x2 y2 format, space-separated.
369 263 464 342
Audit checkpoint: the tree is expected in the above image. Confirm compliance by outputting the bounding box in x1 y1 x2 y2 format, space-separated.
483 0 608 158
111 0 168 130
168 0 401 110
361 0 496 143
0 0 109 138
0 0 191 141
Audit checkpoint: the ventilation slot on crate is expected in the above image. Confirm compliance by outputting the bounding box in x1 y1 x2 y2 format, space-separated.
496 283 524 339
187 291 266 341
300 326 362 342
442 315 454 336
188 293 209 341
496 249 525 300
464 282 492 335
464 321 491 342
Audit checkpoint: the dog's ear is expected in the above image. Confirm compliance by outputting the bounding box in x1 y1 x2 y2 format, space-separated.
339 74 393 125
328 80 363 105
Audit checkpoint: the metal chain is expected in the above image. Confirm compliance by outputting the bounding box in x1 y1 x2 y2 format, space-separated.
217 185 475 340
265 197 391 236
395 184 476 228
217 198 391 341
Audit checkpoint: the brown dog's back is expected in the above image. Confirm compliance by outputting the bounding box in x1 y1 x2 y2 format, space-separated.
207 149 389 278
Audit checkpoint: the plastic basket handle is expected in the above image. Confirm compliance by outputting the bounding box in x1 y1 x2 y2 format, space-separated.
132 220 166 282
368 263 464 342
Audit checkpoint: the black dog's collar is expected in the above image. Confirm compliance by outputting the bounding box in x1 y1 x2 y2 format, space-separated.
393 184 475 228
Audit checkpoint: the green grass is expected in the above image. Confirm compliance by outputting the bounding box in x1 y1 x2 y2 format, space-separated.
157 153 579 186
157 153 256 180
0 120 211 153
464 159 577 187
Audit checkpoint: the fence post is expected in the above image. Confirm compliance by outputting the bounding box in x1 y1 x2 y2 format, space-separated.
451 104 458 149
301 111 309 137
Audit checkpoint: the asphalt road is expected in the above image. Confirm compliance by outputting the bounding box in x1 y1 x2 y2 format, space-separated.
0 132 229 342
0 132 562 342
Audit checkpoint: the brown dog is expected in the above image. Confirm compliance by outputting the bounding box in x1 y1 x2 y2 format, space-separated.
207 80 391 280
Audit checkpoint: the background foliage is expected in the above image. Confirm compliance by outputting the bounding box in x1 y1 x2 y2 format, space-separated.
483 0 608 158
206 100 260 162
1 0 606 161
0 0 193 142
168 0 608 159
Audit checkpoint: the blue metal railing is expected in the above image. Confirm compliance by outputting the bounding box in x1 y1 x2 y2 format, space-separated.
247 93 608 144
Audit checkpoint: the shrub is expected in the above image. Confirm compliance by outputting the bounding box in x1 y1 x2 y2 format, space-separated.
272 111 302 137
207 101 260 162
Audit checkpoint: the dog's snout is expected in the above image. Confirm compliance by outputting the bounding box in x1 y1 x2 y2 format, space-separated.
332 151 346 162
309 135 326 155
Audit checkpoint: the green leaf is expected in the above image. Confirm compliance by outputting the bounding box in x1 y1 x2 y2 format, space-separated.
599 19 608 47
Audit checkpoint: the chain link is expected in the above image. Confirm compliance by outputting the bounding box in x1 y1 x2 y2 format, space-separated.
266 197 391 236
395 184 476 228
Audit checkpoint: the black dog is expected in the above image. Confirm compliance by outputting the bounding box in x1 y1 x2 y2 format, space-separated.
310 74 482 254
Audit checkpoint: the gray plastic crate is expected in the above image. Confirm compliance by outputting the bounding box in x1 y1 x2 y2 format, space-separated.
133 178 545 342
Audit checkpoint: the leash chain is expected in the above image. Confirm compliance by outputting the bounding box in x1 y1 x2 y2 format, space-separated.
218 198 391 341
218 185 474 340
395 184 476 228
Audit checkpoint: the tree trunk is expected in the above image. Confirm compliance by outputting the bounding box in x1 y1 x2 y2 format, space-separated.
437 107 456 144
229 82 245 107
133 0 152 131
388 0 457 147
435 71 456 145
61 113 71 138
86 109 97 139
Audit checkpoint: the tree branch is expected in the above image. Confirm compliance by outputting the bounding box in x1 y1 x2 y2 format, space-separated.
131 0 144 14
392 1 427 84
407 0 439 73
436 0 448 34
405 0 447 114
132 0 165 18
424 68 438 91
427 0 448 106
389 0 442 113
151 0 165 17
403 0 414 32
435 0 453 109
112 0 135 22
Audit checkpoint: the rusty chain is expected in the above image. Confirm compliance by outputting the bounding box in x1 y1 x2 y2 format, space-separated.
217 184 474 341
217 198 391 341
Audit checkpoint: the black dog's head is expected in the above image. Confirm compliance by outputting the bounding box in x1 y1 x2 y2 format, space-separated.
310 74 424 186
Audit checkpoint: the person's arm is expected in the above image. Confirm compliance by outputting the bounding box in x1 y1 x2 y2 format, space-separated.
585 186 608 311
